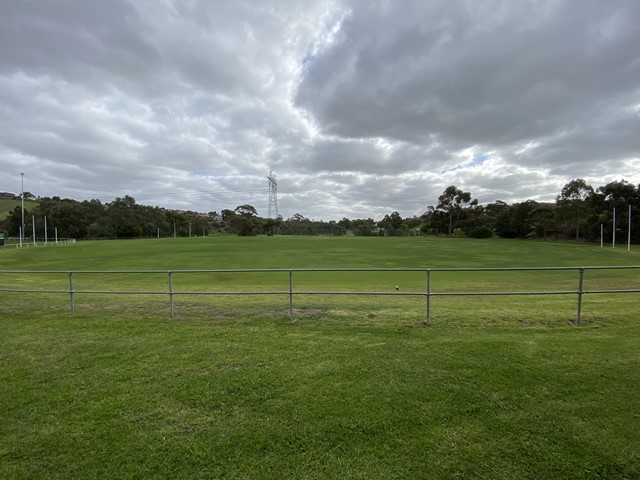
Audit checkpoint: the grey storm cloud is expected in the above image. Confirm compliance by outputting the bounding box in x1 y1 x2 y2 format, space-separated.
296 1 640 146
0 0 638 220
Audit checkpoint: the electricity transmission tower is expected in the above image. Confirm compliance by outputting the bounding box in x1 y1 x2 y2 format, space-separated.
267 169 279 219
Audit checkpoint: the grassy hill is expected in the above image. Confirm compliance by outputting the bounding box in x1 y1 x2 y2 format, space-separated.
1 237 639 478
0 198 38 220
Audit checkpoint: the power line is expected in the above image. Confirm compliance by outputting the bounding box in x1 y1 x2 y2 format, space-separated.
129 186 427 208
131 186 267 200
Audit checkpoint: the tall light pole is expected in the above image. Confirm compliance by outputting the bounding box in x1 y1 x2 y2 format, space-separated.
20 172 25 241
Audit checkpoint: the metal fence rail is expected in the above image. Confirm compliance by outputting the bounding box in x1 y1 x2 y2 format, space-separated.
1 266 639 325
1 237 76 248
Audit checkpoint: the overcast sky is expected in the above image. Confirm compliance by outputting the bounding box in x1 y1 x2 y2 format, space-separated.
1 0 639 220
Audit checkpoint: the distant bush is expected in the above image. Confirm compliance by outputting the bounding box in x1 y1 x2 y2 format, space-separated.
468 226 493 238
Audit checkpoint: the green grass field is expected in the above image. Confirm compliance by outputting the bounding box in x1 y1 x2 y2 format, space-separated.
1 237 639 478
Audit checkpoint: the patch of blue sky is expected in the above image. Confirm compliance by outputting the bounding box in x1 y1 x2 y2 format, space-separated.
302 46 315 67
301 11 351 70
441 152 489 173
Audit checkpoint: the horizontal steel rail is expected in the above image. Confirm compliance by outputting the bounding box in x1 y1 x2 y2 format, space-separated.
1 266 639 325
0 288 69 294
3 265 639 274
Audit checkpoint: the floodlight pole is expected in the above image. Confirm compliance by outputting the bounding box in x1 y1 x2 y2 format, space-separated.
20 172 25 241
613 207 616 248
628 205 632 252
600 224 603 248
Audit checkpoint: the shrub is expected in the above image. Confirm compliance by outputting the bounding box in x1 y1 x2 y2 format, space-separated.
468 226 493 238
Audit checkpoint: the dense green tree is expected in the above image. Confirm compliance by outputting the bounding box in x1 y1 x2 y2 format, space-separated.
278 214 346 236
107 196 143 238
232 216 259 236
338 217 352 232
528 204 556 240
234 204 259 218
378 211 408 236
50 200 91 238
436 185 475 235
229 204 261 236
263 216 283 236
556 179 595 240
351 218 376 236
590 180 640 243
3 206 23 237
220 209 235 222
481 201 508 236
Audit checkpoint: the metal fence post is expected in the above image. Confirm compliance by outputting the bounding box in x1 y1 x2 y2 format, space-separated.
168 271 174 319
426 269 431 327
576 267 584 326
68 271 74 316
288 270 294 322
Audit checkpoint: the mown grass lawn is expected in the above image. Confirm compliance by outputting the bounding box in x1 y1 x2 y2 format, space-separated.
1 236 639 479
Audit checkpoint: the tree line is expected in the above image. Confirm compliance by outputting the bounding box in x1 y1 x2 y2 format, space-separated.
0 179 638 242
421 179 639 242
